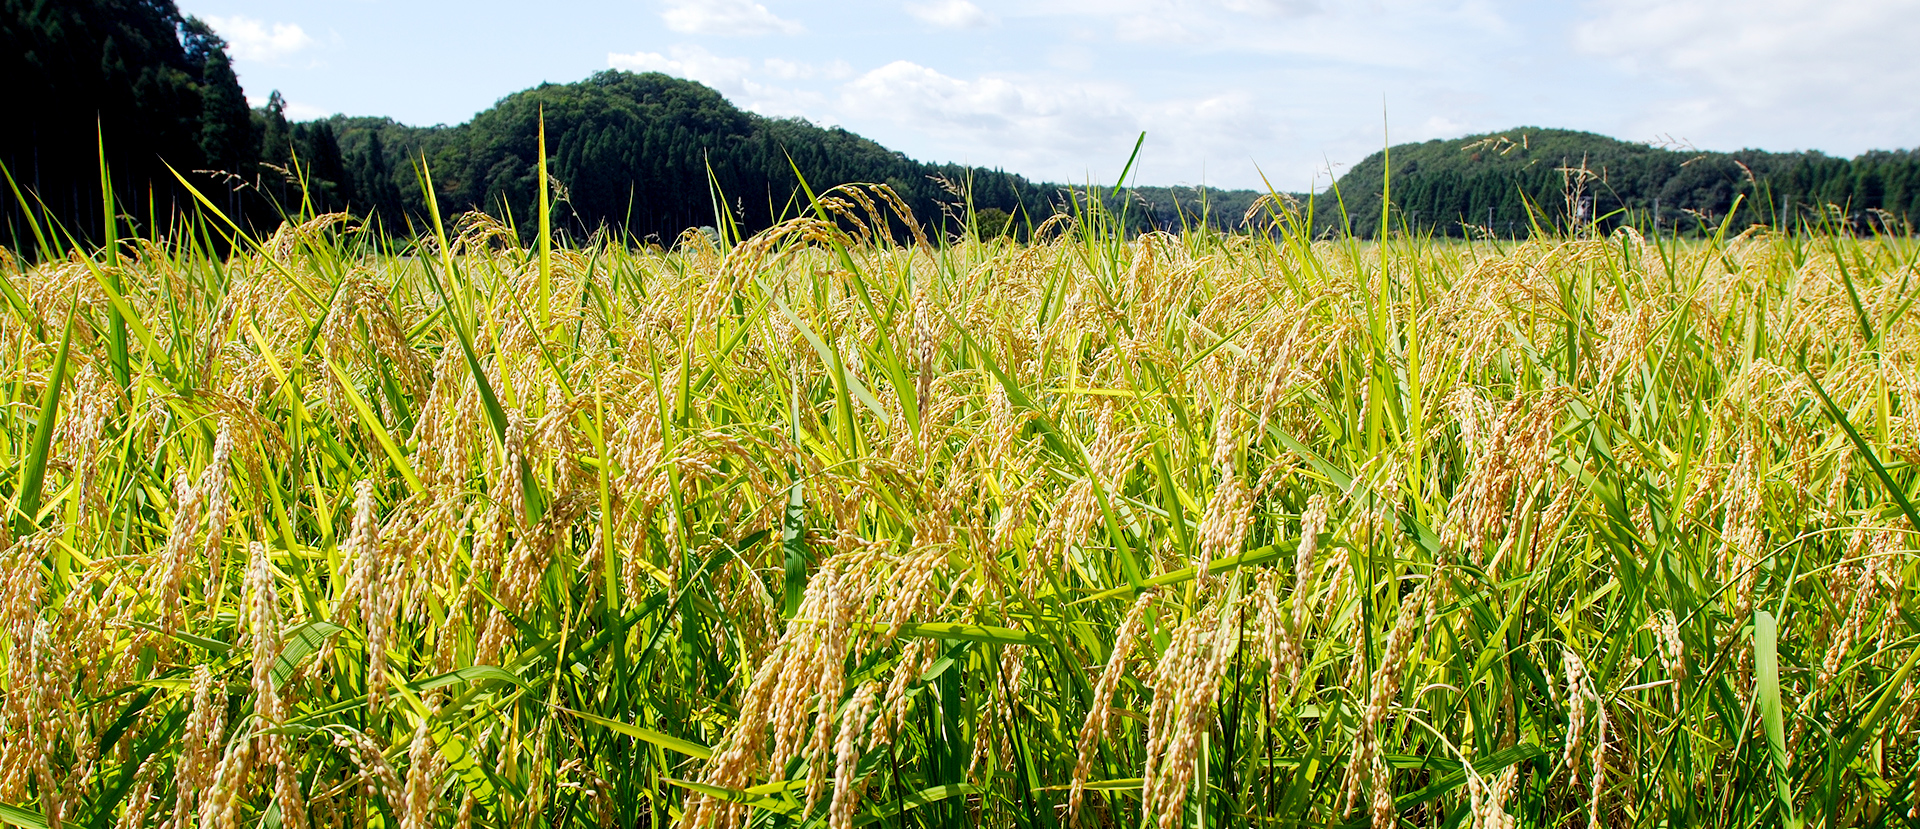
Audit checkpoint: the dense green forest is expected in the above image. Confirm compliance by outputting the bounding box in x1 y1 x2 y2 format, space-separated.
5 0 1918 249
311 71 1076 244
1314 128 1920 238
2 0 255 243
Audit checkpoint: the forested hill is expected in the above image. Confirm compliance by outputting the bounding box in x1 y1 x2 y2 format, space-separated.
311 71 1074 243
1314 128 1920 238
309 73 1265 242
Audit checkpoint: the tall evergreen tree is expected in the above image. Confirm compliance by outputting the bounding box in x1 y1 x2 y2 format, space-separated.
182 17 249 174
1 0 255 247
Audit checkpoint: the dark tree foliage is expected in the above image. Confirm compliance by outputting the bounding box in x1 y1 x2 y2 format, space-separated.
183 17 248 173
251 93 356 216
1315 128 1920 239
317 71 1080 243
1 0 255 247
309 72 1291 243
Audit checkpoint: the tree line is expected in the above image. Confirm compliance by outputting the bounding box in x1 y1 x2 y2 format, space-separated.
310 70 1081 244
1312 129 1920 239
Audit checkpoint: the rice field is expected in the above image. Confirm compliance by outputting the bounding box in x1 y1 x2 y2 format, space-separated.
2 181 1919 829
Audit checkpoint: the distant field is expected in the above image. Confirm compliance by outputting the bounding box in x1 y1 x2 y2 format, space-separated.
2 185 1917 829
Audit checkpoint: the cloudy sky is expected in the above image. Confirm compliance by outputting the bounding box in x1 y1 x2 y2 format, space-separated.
177 0 1920 191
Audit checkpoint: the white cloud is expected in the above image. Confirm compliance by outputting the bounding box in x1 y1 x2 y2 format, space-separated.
837 60 1284 183
764 58 854 81
1410 115 1468 142
610 45 754 89
1035 0 1509 63
608 46 827 119
763 58 808 79
1047 44 1096 72
1218 0 1320 14
661 0 805 35
1574 0 1920 149
204 15 313 63
840 61 1127 152
284 101 331 120
905 0 997 29
1575 0 1920 87
241 93 330 120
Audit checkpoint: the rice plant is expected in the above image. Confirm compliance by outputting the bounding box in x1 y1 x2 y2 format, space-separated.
1 170 1918 829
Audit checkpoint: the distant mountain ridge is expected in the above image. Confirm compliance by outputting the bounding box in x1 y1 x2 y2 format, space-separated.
1310 128 1920 238
307 71 1273 242
302 90 1919 241
308 70 1068 243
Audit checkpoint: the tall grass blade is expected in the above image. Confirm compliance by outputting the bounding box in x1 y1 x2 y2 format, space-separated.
1753 610 1796 826
14 308 71 535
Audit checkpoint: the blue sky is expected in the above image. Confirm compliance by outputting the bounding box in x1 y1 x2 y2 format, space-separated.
177 0 1920 191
